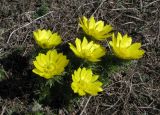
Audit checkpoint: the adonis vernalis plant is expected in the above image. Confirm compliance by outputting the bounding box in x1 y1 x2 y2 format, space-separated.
71 67 103 96
109 32 145 59
32 49 69 79
30 13 146 103
79 16 113 40
33 29 62 49
69 37 106 62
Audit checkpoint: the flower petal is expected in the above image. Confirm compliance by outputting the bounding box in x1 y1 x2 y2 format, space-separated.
120 34 132 48
95 21 104 31
71 67 103 96
89 16 96 30
109 33 145 59
69 43 80 57
32 50 69 79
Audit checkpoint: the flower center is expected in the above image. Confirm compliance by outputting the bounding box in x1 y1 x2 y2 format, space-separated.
78 80 88 89
44 64 55 73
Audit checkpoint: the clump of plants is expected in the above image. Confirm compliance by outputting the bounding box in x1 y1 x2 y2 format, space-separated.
31 16 145 106
0 16 145 110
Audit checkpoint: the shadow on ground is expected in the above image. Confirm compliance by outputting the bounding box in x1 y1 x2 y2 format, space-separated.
0 48 78 110
0 50 36 101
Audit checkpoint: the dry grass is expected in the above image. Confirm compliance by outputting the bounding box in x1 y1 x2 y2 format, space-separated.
0 0 160 114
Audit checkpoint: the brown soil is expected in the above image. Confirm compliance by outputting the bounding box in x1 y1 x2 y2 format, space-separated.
0 0 160 114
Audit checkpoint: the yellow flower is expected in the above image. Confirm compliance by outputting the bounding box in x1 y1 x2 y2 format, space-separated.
69 37 106 62
32 50 69 79
71 67 103 96
109 32 145 59
33 29 62 49
79 16 113 40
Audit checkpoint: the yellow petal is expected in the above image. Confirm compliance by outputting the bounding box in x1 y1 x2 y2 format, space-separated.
35 54 47 66
43 73 53 79
71 82 79 93
78 89 86 96
116 32 123 47
120 34 132 48
101 24 113 34
48 50 58 63
81 37 88 50
82 16 88 29
33 61 44 72
50 33 62 46
79 17 88 33
47 30 52 37
80 68 87 80
56 55 69 70
92 46 106 58
75 38 82 52
127 47 144 59
85 41 94 50
95 21 104 31
89 16 96 30
71 67 103 96
33 31 39 40
69 43 80 57
128 43 141 50
91 75 99 82
112 33 116 47
32 69 43 76
85 69 93 82
32 49 69 79
72 68 81 82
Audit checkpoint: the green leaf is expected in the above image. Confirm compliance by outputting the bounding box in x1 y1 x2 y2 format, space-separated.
0 68 6 81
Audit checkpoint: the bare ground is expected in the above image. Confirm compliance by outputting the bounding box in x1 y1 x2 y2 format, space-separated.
0 0 160 114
